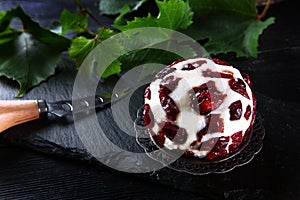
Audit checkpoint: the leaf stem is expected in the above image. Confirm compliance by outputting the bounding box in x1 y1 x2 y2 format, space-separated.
80 8 109 29
93 34 99 41
74 0 83 10
257 0 272 19
77 22 95 36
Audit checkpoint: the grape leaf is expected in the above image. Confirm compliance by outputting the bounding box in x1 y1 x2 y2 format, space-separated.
184 0 275 57
114 0 193 31
69 28 115 68
69 27 123 78
101 59 122 78
60 9 89 36
97 27 115 41
113 5 131 26
99 0 145 15
0 6 70 97
69 36 98 68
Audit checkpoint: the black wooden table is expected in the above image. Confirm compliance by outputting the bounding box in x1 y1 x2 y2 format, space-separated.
0 0 299 199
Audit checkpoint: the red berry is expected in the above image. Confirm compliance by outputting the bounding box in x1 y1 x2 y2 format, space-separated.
207 114 224 133
229 78 250 99
155 68 176 79
206 136 229 160
241 72 252 87
144 86 151 100
212 58 231 66
229 131 243 152
182 63 196 70
142 104 154 127
159 95 179 121
244 105 252 120
229 100 243 121
202 69 234 79
190 81 226 115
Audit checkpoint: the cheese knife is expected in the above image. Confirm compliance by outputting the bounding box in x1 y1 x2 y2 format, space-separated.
0 91 129 133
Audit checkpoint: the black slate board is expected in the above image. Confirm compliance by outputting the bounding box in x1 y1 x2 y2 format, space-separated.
0 0 300 199
0 38 299 200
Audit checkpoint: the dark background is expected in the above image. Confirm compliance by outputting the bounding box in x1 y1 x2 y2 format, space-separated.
0 0 299 199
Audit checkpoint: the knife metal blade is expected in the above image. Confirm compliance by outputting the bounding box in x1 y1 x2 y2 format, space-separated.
38 89 131 118
0 89 131 133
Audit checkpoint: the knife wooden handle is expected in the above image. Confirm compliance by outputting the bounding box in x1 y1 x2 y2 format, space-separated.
0 100 40 133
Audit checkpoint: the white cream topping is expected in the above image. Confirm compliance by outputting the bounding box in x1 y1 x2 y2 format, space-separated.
145 58 254 158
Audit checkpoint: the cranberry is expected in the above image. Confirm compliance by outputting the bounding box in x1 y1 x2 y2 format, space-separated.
142 104 154 127
158 76 181 121
199 138 217 151
181 60 207 70
164 126 187 144
157 122 188 145
197 126 208 142
159 94 179 121
205 136 229 160
212 58 231 66
156 132 166 147
244 105 252 120
196 115 210 141
241 72 252 87
161 122 178 140
182 63 196 70
144 86 151 100
190 140 198 148
160 75 181 91
155 68 176 79
175 128 188 144
229 131 243 152
196 114 224 143
195 60 207 67
190 81 226 115
159 85 171 95
167 59 186 68
202 69 234 79
196 90 213 115
184 150 195 157
228 78 250 99
229 100 243 121
207 114 224 133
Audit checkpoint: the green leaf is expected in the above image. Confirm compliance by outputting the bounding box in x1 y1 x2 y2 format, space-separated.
0 12 5 20
69 28 122 78
69 36 98 68
101 59 122 78
184 0 275 57
97 27 115 41
0 29 17 44
114 0 193 31
156 0 193 29
100 0 145 15
69 28 116 68
113 5 131 26
0 6 70 97
60 9 88 36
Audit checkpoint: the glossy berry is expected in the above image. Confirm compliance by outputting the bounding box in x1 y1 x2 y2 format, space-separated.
155 68 176 79
229 131 243 152
244 105 252 120
202 69 234 79
143 104 154 127
229 100 243 121
212 58 231 66
228 78 250 99
190 81 226 115
144 86 151 100
206 136 229 160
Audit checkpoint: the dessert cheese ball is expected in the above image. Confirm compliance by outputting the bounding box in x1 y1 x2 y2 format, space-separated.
142 58 256 160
